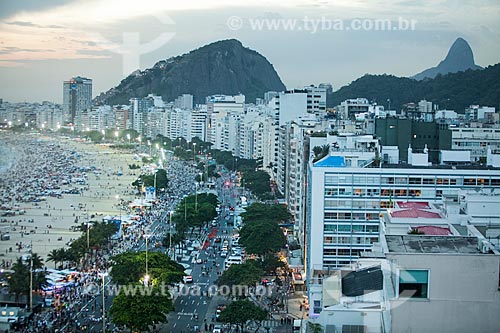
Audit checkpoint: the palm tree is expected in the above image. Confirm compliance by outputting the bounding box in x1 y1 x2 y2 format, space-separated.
47 248 64 269
28 252 44 270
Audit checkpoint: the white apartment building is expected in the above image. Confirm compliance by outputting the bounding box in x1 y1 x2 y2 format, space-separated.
163 108 190 141
174 94 193 109
450 126 500 162
239 111 267 159
130 97 154 135
279 115 321 238
307 235 500 333
36 106 63 130
305 85 327 119
76 105 114 131
143 108 166 139
189 107 207 142
336 98 371 120
306 154 500 272
206 94 245 153
465 105 496 121
205 94 244 154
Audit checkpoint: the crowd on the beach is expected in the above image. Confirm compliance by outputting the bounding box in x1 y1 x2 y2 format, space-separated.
0 135 203 332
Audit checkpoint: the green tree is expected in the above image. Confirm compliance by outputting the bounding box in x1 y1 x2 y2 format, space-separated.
86 130 104 142
216 260 263 297
240 203 291 225
239 220 286 256
260 254 285 275
109 285 174 332
240 170 271 198
308 322 324 333
219 299 268 332
8 258 30 300
110 251 184 286
47 248 65 268
8 257 47 301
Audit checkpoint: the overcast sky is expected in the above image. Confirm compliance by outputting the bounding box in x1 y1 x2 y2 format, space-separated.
0 0 499 103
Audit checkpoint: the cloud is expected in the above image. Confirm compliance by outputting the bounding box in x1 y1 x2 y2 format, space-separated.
5 21 64 29
0 0 78 19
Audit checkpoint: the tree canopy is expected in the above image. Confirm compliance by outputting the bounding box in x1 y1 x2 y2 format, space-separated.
240 170 271 198
327 64 500 113
110 251 184 286
218 299 268 332
171 193 218 233
109 285 174 332
239 220 286 256
240 203 291 225
216 260 263 296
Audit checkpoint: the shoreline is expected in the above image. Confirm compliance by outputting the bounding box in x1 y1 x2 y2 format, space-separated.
0 133 140 265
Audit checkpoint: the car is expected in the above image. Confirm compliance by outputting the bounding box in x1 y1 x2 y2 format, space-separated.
211 221 218 227
214 237 222 243
213 324 222 332
220 251 228 258
183 275 193 283
196 258 203 264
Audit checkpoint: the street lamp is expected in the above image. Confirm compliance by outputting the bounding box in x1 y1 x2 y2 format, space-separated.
115 195 122 223
169 211 174 259
193 142 197 161
99 272 108 333
101 129 105 141
29 241 33 313
195 182 198 212
144 234 151 285
126 133 131 144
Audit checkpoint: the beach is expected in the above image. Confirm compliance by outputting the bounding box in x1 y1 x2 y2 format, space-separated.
0 132 139 266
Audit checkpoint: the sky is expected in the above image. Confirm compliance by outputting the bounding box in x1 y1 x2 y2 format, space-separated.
0 0 499 103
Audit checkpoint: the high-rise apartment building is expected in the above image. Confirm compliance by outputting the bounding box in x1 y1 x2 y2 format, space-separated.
306 154 500 272
63 76 92 124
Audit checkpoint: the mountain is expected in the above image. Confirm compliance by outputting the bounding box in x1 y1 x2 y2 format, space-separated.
412 37 482 80
327 63 500 112
95 39 286 105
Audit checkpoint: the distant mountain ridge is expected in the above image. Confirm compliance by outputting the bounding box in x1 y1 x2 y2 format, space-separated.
95 39 286 105
412 37 482 80
327 63 500 112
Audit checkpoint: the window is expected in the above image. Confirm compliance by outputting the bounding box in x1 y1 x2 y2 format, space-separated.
342 325 368 333
399 269 429 299
324 224 337 233
464 178 476 186
313 300 322 314
423 178 434 185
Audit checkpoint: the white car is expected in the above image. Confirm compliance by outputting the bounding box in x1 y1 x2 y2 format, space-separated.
220 251 228 258
213 325 222 333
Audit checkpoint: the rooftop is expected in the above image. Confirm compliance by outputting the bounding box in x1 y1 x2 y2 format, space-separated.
397 201 430 209
416 225 452 236
385 235 483 254
390 209 442 219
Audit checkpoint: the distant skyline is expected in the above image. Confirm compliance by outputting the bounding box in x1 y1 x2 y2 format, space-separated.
1 0 499 103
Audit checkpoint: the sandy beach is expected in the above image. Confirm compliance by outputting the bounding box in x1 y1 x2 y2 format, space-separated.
0 132 139 266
